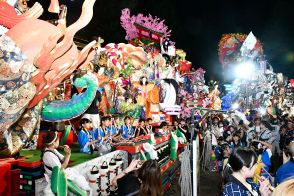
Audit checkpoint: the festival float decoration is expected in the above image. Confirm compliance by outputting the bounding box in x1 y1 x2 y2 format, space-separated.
178 68 214 119
0 2 196 195
41 72 98 122
0 0 43 35
87 166 100 192
120 8 171 47
218 31 293 117
0 0 97 155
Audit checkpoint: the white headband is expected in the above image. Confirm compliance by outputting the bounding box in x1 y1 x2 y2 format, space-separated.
46 132 58 145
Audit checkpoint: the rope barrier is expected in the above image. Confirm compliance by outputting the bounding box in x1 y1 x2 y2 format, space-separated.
179 145 192 196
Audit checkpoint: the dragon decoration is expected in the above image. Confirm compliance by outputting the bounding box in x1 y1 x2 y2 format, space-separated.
0 1 151 156
0 0 98 156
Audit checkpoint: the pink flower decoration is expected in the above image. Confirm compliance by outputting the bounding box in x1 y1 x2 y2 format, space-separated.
120 8 171 40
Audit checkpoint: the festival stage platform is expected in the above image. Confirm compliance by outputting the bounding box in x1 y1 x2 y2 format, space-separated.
19 143 97 167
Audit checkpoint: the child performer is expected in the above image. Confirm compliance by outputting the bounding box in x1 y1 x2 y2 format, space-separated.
135 118 148 137
145 118 153 134
119 116 135 140
94 116 112 142
78 118 99 154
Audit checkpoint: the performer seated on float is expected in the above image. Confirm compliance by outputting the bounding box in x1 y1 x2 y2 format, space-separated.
134 118 148 137
42 131 92 195
156 121 169 136
94 116 112 143
119 116 135 140
42 131 71 195
94 116 113 154
145 118 153 134
179 118 189 140
172 120 180 132
77 118 99 154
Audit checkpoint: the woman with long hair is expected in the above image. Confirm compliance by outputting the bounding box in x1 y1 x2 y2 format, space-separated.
223 148 272 196
111 159 163 196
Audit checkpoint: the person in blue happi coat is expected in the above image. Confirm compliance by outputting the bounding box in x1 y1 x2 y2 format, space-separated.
77 118 99 154
94 115 112 144
119 116 134 140
94 116 113 154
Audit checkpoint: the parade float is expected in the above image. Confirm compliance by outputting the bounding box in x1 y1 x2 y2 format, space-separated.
0 1 194 195
219 32 294 118
1 0 292 195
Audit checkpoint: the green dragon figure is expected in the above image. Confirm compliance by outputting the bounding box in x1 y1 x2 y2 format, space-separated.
41 72 98 122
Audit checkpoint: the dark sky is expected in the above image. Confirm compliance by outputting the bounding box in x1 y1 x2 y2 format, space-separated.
30 0 294 81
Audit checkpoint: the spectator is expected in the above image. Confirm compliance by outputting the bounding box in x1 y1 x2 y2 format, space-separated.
222 143 233 185
223 148 272 196
232 132 245 149
247 117 262 143
251 139 273 179
276 141 294 185
111 159 163 196
272 179 294 196
258 120 274 144
280 125 289 150
285 121 294 146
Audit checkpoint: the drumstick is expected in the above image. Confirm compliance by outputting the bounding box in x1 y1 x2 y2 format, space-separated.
58 146 65 150
58 145 69 150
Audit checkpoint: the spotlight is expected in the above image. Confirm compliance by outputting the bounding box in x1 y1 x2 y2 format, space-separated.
258 107 267 116
232 103 239 110
234 62 255 79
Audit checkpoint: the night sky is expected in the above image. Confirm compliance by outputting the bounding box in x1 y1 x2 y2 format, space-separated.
30 0 294 81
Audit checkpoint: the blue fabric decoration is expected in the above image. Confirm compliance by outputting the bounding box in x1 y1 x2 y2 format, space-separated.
183 76 193 93
140 106 146 120
115 98 119 114
221 92 236 111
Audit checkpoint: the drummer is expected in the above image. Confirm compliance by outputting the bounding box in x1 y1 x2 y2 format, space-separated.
134 118 148 137
119 116 135 140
